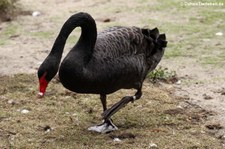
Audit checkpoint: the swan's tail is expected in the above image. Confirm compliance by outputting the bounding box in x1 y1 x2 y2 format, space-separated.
142 27 167 51
142 27 167 70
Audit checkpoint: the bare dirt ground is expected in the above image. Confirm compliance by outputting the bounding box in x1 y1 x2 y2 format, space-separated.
0 0 225 144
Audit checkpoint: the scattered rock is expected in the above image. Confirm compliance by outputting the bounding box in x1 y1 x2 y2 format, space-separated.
215 32 223 36
44 125 51 133
21 109 30 114
8 99 16 105
221 134 225 139
32 11 41 17
38 125 52 133
149 143 158 149
109 133 136 140
113 138 122 142
176 80 181 85
203 94 213 100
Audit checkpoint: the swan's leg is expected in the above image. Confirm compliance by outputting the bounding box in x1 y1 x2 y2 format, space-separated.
102 88 142 120
100 94 107 112
88 94 118 133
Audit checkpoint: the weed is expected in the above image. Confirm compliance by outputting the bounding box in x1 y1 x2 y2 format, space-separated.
148 66 177 83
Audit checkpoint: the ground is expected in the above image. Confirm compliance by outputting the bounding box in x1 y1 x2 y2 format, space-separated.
0 0 225 148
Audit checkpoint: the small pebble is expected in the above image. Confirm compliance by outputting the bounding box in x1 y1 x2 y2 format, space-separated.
44 125 52 133
8 99 15 105
176 105 183 109
149 143 158 149
21 109 30 114
32 11 41 17
176 80 181 85
215 32 223 36
221 134 225 139
113 138 122 142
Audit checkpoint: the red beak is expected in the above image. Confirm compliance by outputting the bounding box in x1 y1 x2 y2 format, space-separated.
38 73 48 98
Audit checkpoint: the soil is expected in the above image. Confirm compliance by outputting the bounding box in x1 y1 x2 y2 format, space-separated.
0 0 225 138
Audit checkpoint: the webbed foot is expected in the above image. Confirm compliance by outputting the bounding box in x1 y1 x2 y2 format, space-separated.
88 119 118 133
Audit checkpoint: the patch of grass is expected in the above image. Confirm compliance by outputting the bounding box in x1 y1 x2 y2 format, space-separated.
200 56 225 66
0 74 223 148
0 24 19 45
2 24 18 37
148 67 177 83
0 40 7 46
0 0 18 22
165 43 184 58
31 31 54 39
144 1 225 67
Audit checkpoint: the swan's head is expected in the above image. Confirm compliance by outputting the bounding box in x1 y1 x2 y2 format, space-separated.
37 56 59 98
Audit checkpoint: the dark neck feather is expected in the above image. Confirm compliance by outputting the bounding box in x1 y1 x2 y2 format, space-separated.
50 12 97 61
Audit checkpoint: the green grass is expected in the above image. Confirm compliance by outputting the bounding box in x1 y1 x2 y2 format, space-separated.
142 0 225 67
0 24 19 45
31 31 54 39
0 74 223 148
148 67 177 83
3 24 18 36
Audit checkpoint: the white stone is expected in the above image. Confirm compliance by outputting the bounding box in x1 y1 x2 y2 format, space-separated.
8 99 14 104
176 80 181 85
21 109 29 114
113 138 122 142
149 143 158 149
215 32 223 36
32 11 41 17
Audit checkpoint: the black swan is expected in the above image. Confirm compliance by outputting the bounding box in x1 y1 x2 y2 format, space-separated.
37 12 167 133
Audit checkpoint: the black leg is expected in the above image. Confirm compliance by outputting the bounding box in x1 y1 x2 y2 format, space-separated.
133 88 142 101
88 94 118 133
100 94 107 112
102 88 142 120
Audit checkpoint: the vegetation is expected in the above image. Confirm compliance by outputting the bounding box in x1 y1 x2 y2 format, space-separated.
0 0 18 22
148 67 177 83
0 74 223 148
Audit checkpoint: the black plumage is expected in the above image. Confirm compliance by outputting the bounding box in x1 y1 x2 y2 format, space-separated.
37 12 167 133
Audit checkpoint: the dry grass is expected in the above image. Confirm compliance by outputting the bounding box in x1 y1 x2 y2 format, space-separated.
0 74 223 148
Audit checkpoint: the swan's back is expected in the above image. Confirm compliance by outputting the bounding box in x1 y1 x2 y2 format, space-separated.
93 26 148 59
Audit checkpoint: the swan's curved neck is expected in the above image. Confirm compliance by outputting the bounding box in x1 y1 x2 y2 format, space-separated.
50 12 97 61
